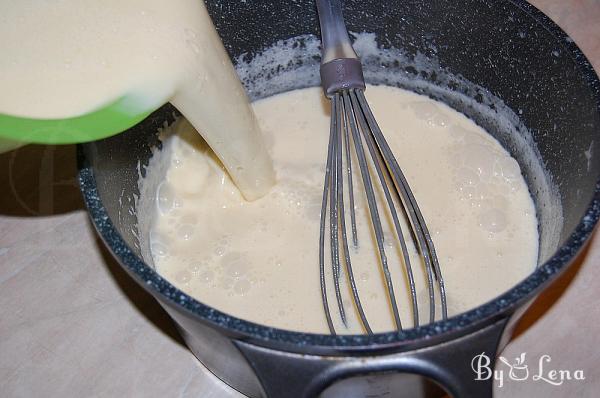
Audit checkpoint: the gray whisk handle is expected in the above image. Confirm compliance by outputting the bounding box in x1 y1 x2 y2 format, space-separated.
320 58 366 97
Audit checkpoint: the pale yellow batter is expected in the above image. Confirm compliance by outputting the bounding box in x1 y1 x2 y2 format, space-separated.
144 85 539 334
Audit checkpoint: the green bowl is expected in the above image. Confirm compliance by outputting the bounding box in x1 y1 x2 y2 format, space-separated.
0 95 157 151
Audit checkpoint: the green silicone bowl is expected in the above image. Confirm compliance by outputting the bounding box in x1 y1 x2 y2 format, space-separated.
0 95 158 152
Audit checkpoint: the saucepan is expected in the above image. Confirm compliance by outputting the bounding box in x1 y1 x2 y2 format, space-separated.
77 0 600 396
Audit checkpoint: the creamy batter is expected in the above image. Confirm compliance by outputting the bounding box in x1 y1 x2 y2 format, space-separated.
143 85 539 334
0 0 274 199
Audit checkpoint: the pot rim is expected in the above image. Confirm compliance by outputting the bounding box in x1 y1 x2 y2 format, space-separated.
78 0 600 352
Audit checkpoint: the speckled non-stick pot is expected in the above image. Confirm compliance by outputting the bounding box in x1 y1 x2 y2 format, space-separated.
78 0 600 397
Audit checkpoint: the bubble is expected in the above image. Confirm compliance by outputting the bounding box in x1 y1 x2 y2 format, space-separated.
176 164 209 194
257 220 268 232
304 199 322 221
177 224 195 240
157 182 176 214
175 270 192 284
221 252 242 266
234 279 251 295
449 124 468 140
222 252 249 278
382 231 395 248
151 241 168 257
455 167 480 189
214 246 225 256
176 140 197 157
184 28 197 40
463 144 496 180
226 263 245 278
220 234 231 245
472 183 492 203
508 179 522 193
219 276 234 289
188 261 206 273
186 39 201 54
495 157 521 180
196 73 208 90
478 208 508 233
491 195 508 210
200 270 214 283
409 101 450 127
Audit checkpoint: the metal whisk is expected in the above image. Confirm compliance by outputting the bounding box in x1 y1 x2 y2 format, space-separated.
316 0 448 334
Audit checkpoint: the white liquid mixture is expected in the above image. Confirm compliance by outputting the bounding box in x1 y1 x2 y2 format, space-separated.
143 85 539 334
0 0 274 199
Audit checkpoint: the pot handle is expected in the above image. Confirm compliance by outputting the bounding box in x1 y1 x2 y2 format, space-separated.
235 317 510 398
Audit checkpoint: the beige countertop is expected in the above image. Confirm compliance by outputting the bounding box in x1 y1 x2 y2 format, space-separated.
1 1 599 397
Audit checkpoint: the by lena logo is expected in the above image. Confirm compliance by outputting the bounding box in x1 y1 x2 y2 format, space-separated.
471 352 585 388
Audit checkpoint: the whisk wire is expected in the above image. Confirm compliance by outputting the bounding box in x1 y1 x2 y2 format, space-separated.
328 96 347 327
355 90 448 322
348 89 420 327
355 90 436 323
343 103 359 248
336 94 372 334
319 99 337 334
342 90 403 331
